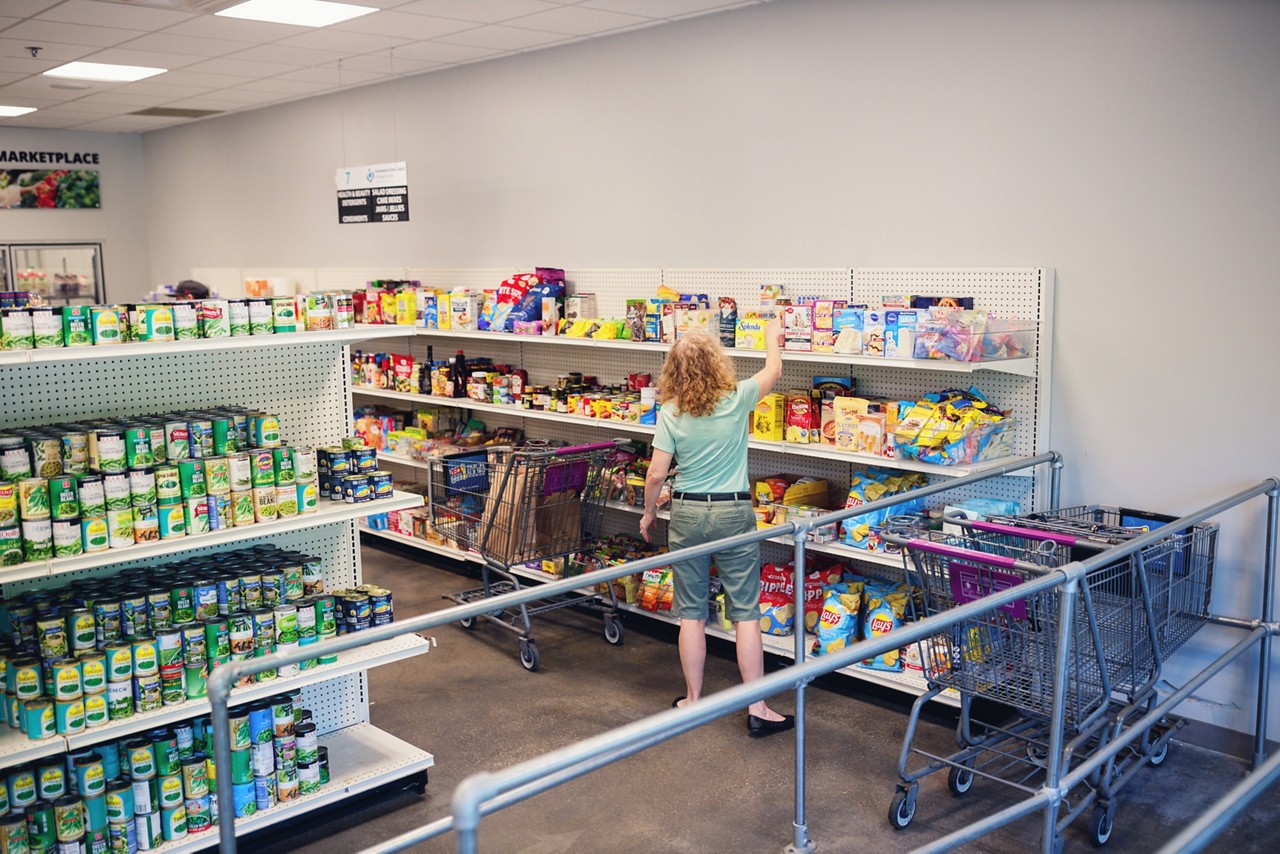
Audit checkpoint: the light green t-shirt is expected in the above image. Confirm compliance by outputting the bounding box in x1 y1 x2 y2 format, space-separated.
652 377 758 494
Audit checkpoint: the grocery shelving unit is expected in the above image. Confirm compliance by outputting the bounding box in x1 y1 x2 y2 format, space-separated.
0 324 433 839
335 266 1053 704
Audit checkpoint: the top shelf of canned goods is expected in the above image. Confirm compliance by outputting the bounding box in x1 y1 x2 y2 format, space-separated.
0 326 409 366
359 325 1036 377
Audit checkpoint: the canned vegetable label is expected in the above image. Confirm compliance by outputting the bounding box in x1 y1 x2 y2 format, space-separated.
252 417 281 449
38 766 66 800
0 483 16 526
173 301 199 339
49 477 78 519
154 465 180 500
1 309 35 349
95 430 126 473
184 497 209 535
200 300 229 338
252 488 277 522
63 306 92 346
81 517 109 553
203 457 231 494
82 694 107 728
129 467 157 506
60 432 89 474
76 474 104 516
271 297 297 332
157 504 186 539
106 681 132 720
78 654 105 690
103 472 130 510
228 299 250 337
52 518 83 558
29 436 63 478
18 478 51 519
124 427 153 468
31 308 64 348
0 526 22 566
272 447 296 485
247 299 271 335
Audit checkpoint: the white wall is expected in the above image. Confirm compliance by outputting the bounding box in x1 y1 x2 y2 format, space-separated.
0 128 150 302
139 0 1280 736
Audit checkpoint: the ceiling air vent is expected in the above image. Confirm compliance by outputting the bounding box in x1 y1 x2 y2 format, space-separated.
130 108 225 118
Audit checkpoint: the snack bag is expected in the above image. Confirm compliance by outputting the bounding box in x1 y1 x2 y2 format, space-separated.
638 567 674 612
803 565 845 632
758 563 795 636
812 581 862 656
478 289 499 331
859 581 911 671
718 297 738 348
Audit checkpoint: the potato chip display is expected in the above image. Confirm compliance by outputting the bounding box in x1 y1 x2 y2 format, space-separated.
859 580 911 671
812 581 863 656
759 563 795 636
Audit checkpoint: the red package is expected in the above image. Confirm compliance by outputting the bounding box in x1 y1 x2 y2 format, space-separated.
803 564 845 632
759 563 795 635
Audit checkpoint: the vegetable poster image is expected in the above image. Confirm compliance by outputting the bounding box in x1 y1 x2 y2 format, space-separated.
0 169 101 208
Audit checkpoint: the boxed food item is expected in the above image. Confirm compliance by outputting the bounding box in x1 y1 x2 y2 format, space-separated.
540 297 561 334
625 299 646 341
833 308 865 354
781 304 812 352
753 393 785 441
864 310 886 357
451 291 482 330
811 329 836 353
884 310 918 359
735 317 768 350
833 397 871 451
718 297 737 347
565 293 597 320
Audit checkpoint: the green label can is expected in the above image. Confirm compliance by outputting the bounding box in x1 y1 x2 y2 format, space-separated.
104 642 133 682
123 427 153 469
1 308 35 349
48 476 79 519
53 796 85 843
131 637 158 677
76 473 105 516
177 460 206 499
37 615 69 659
271 698 294 737
156 628 183 667
31 307 64 349
28 436 63 478
252 487 277 522
62 306 92 347
50 658 82 700
227 299 250 337
161 669 185 706
230 491 254 527
270 297 297 332
271 447 296 486
77 652 105 692
183 664 206 699
170 586 196 624
1 436 32 481
294 446 317 483
157 774 183 810
211 418 236 455
179 622 206 664
94 430 127 474
128 467 156 507
104 780 133 824
164 422 190 463
105 681 132 720
179 757 207 800
141 306 175 342
134 674 161 713
203 457 231 495
0 483 15 527
173 302 199 340
94 599 122 646
153 465 181 502
102 471 130 511
230 747 253 785
148 589 174 631
89 307 122 345
298 761 321 795
105 508 134 549
247 299 271 335
252 416 282 449
82 693 107 728
73 754 105 799
275 485 298 518
81 516 109 553
52 517 83 558
296 482 318 515
60 431 89 475
24 799 54 850
152 732 179 777
240 572 263 611
54 698 85 735
0 525 23 566
202 618 230 660
135 809 161 850
36 764 65 801
200 300 229 338
125 739 155 780
23 699 55 739
184 497 210 535
249 449 275 487
227 453 252 491
18 478 51 520
157 504 186 540
148 423 168 464
21 517 52 560
184 794 211 834
159 803 187 842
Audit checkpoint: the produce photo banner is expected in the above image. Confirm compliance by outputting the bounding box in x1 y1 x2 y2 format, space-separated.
0 169 101 209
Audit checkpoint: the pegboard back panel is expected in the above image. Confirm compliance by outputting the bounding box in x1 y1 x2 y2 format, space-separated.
662 269 852 310
403 268 519 291
854 267 1045 329
301 674 366 735
316 268 408 291
0 343 353 451
563 269 664 319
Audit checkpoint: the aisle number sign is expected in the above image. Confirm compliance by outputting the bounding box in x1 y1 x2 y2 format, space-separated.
335 161 409 224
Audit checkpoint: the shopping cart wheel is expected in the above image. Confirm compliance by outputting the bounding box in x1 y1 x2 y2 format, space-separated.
604 617 624 646
458 614 476 629
947 760 975 796
519 639 541 672
888 787 917 830
1146 737 1169 767
1088 803 1115 846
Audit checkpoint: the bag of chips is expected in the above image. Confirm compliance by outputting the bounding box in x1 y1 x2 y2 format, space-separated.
803 564 844 632
812 580 863 656
638 567 673 613
859 580 911 671
759 563 795 636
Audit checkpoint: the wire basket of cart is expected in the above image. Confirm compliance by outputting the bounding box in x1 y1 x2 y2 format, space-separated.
881 518 1214 846
431 440 625 671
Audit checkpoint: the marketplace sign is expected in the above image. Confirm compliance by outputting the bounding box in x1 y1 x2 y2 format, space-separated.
0 150 101 209
335 161 409 224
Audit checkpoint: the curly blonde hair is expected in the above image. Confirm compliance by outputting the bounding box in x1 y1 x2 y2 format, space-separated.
658 326 737 417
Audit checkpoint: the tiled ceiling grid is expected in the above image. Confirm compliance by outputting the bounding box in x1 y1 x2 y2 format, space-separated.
0 0 772 133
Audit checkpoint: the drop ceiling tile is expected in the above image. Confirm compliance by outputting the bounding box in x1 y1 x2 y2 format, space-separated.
74 115 185 132
162 95 262 110
36 0 195 32
388 40 500 63
1 113 81 129
276 65 386 86
192 88 284 105
227 44 349 67
75 48 204 71
0 78 103 101
184 57 302 79
2 1 64 17
275 29 412 54
580 0 751 17
396 0 560 24
670 0 758 19
151 69 255 89
330 53 438 75
0 38 98 62
2 20 148 48
38 99 124 116
0 18 20 32
507 5 652 35
228 78 335 96
71 91 176 108
160 15 307 43
0 71 23 86
434 25 571 50
115 32 255 59
331 11 477 40
112 80 219 97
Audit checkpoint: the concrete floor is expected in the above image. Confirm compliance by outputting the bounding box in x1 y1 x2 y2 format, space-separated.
265 540 1280 853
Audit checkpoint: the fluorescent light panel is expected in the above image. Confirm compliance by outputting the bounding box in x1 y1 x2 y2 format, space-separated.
216 0 377 27
44 62 167 83
0 106 38 117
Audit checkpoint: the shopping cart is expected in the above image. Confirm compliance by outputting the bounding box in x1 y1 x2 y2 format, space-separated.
883 515 1215 847
431 441 624 671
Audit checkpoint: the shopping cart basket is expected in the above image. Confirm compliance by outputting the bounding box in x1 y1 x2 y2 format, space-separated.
432 441 624 671
882 523 1190 845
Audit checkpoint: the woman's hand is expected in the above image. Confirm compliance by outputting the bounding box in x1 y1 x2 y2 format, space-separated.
640 509 658 543
764 316 782 347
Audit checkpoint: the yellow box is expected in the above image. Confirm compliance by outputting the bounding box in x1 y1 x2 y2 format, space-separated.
437 293 452 330
833 397 871 452
735 317 767 350
754 475 829 508
753 393 785 441
395 291 417 325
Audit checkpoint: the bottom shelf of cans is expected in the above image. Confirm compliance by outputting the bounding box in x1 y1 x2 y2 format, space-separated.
0 699 433 852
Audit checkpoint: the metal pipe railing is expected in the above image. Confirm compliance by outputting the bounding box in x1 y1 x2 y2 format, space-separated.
438 477 1278 853
209 451 1057 852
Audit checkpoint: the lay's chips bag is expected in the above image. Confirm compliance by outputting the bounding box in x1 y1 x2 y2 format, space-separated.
859 580 911 671
812 580 863 655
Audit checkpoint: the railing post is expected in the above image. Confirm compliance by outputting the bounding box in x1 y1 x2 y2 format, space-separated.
208 661 243 854
1255 483 1279 768
788 525 816 853
1049 453 1063 511
1041 574 1078 853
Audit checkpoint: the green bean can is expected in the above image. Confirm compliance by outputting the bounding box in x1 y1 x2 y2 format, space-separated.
147 588 174 632
248 449 274 488
251 487 277 523
0 816 23 854
30 307 63 349
163 422 190 463
23 700 54 740
132 501 158 542
188 419 213 460
93 429 126 474
160 670 184 707
76 473 105 517
157 504 185 540
25 800 55 850
51 658 82 700
211 418 236 455
28 436 62 479
105 508 134 550
62 305 92 347
168 585 194 624
94 599 122 646
54 698 85 735
77 652 105 692
53 796 85 843
224 490 251 528
60 431 89 475
105 681 131 720
183 497 209 535
202 617 230 661
156 628 183 667
38 615 69 660
271 447 295 486
225 453 251 492
247 298 271 335
260 569 282 607
182 664 205 699
227 299 250 337
179 622 206 665
157 774 183 810
102 471 130 511
47 476 78 520
22 517 53 561
128 467 156 507
200 300 229 338
0 482 15 527
152 465 180 503
134 674 161 713
82 693 107 729
298 761 321 795
18 478 51 519
123 427 153 469
203 457 231 495
282 563 304 601
0 435 32 481
176 460 206 499
52 517 83 558
0 525 22 566
80 517 109 553
1 308 35 350
152 732 179 777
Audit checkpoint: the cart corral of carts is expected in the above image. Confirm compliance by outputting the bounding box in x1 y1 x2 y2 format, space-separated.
882 505 1217 848
430 441 626 671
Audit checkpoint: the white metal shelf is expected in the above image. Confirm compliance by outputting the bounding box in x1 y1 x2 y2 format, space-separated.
351 386 1025 478
153 723 433 853
376 452 434 471
360 525 482 564
62 634 431 750
0 725 77 768
0 493 424 583
3 325 408 365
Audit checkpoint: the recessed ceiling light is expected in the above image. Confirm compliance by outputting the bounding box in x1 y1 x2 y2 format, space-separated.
216 0 377 28
44 62 167 83
0 105 38 117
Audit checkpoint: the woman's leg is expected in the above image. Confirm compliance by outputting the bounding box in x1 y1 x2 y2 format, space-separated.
734 620 786 721
678 619 707 705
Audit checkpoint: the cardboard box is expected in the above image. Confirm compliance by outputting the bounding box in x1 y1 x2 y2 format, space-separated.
833 397 871 451
811 329 836 353
833 308 865 354
856 411 886 455
450 292 482 330
781 304 812 352
884 310 918 359
753 393 786 441
735 317 767 350
754 475 830 508
864 310 886 357
566 293 596 320
437 293 452 330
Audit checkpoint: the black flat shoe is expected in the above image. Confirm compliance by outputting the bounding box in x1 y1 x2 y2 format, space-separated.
747 714 795 737
672 696 686 708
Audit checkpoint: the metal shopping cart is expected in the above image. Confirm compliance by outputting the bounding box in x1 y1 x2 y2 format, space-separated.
431 441 624 671
883 514 1216 847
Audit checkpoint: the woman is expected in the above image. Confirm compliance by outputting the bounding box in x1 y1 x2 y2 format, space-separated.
640 317 794 737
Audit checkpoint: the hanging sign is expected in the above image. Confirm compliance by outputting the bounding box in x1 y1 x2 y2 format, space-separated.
335 161 409 224
0 150 101 209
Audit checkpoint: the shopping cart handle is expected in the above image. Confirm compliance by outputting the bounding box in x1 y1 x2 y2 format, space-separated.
963 519 1079 546
906 539 1020 569
554 440 627 455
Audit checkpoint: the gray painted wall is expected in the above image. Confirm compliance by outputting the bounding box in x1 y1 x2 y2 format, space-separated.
0 128 150 302
147 0 1280 734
